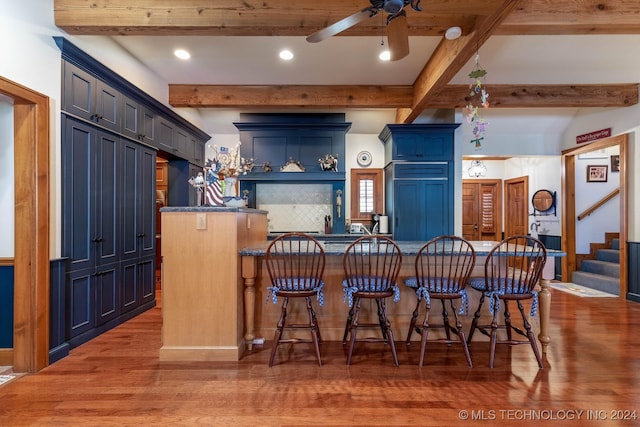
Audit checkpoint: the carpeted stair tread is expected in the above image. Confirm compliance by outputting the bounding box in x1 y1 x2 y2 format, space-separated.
571 271 620 296
596 248 620 263
581 259 620 278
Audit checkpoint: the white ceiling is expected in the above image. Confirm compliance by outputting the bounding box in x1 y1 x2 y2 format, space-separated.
112 34 640 86
108 33 640 138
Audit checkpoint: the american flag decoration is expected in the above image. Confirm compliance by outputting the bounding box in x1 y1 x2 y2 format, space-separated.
205 180 224 206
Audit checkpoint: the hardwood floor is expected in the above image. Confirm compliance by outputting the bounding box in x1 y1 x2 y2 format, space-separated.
1 289 639 426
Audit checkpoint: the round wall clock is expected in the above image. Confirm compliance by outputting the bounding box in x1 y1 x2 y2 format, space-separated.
357 150 372 166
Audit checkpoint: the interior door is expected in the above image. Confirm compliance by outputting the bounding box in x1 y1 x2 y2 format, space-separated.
462 180 502 241
504 176 529 238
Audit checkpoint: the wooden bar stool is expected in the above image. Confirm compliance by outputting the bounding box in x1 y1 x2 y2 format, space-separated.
342 236 402 366
404 235 476 367
467 235 547 368
265 233 326 367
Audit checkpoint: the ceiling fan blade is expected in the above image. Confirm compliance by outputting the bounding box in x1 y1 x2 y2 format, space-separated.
306 8 373 43
387 14 409 61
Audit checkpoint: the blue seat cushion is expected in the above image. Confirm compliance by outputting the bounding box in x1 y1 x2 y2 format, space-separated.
342 276 400 307
404 276 463 293
266 277 324 305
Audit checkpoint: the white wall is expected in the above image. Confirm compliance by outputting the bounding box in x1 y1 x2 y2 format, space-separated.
562 105 639 242
574 146 621 253
505 157 562 236
0 100 14 257
0 0 185 257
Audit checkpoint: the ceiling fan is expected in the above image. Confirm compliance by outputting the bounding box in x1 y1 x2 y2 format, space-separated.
306 0 422 61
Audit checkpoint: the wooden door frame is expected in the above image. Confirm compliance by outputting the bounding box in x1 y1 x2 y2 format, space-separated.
504 175 529 238
0 76 50 372
561 134 628 297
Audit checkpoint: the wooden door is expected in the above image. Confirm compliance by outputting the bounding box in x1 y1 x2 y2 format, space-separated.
462 180 502 241
504 176 529 238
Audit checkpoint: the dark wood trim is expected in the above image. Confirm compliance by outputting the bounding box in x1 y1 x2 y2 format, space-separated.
0 76 50 373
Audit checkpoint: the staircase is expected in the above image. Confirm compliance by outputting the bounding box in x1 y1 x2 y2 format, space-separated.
571 233 620 296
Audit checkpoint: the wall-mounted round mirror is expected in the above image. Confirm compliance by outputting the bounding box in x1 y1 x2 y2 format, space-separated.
532 189 555 213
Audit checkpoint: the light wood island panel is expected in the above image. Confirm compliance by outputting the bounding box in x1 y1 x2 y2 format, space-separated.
160 207 267 361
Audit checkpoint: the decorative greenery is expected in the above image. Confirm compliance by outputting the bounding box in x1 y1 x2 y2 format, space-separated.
464 53 489 149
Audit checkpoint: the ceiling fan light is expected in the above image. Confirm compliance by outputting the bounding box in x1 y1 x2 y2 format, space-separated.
379 50 391 61
445 26 462 40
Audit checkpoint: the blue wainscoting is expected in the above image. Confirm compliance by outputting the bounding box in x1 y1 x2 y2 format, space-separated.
49 258 69 363
537 234 562 281
0 265 14 348
628 242 640 303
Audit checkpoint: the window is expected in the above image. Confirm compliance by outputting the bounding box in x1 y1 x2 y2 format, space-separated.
350 169 383 222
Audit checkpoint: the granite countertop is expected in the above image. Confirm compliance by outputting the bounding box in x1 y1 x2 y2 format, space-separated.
240 240 566 257
160 206 268 214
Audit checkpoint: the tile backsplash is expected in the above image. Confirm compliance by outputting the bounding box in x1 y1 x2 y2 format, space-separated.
257 183 333 233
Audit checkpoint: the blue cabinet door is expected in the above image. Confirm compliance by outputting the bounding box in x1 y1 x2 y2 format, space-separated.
95 263 119 326
394 180 423 241
393 179 452 241
62 118 119 270
67 269 94 338
121 140 157 262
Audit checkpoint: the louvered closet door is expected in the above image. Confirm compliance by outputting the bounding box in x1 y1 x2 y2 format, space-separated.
462 180 502 241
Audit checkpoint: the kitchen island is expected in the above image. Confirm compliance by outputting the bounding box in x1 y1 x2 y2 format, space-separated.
160 206 268 361
240 240 564 354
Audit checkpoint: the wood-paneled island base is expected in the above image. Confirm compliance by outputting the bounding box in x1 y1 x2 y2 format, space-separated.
160 207 268 362
241 241 564 355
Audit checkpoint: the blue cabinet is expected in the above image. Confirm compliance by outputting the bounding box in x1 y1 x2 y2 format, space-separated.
62 119 119 273
380 124 459 242
61 117 157 343
234 114 351 234
122 95 156 145
56 37 213 355
63 61 122 132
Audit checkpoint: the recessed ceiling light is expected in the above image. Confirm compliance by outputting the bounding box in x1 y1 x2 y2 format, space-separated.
174 49 191 60
445 26 462 40
379 50 391 61
279 49 294 60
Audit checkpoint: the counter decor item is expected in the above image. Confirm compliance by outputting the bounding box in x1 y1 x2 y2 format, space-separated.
318 154 338 171
203 142 255 205
187 172 206 206
280 157 305 172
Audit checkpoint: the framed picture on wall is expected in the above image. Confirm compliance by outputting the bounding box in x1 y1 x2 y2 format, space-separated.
611 155 620 172
587 165 608 182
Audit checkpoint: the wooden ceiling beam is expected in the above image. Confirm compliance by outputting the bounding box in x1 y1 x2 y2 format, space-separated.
397 0 521 124
169 83 638 109
498 0 640 35
54 0 640 36
169 85 414 108
431 84 639 108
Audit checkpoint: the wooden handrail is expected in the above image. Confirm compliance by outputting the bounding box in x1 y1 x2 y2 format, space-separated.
577 188 620 221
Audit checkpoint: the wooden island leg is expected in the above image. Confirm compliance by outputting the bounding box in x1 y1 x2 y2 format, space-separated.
242 256 257 351
538 277 551 354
